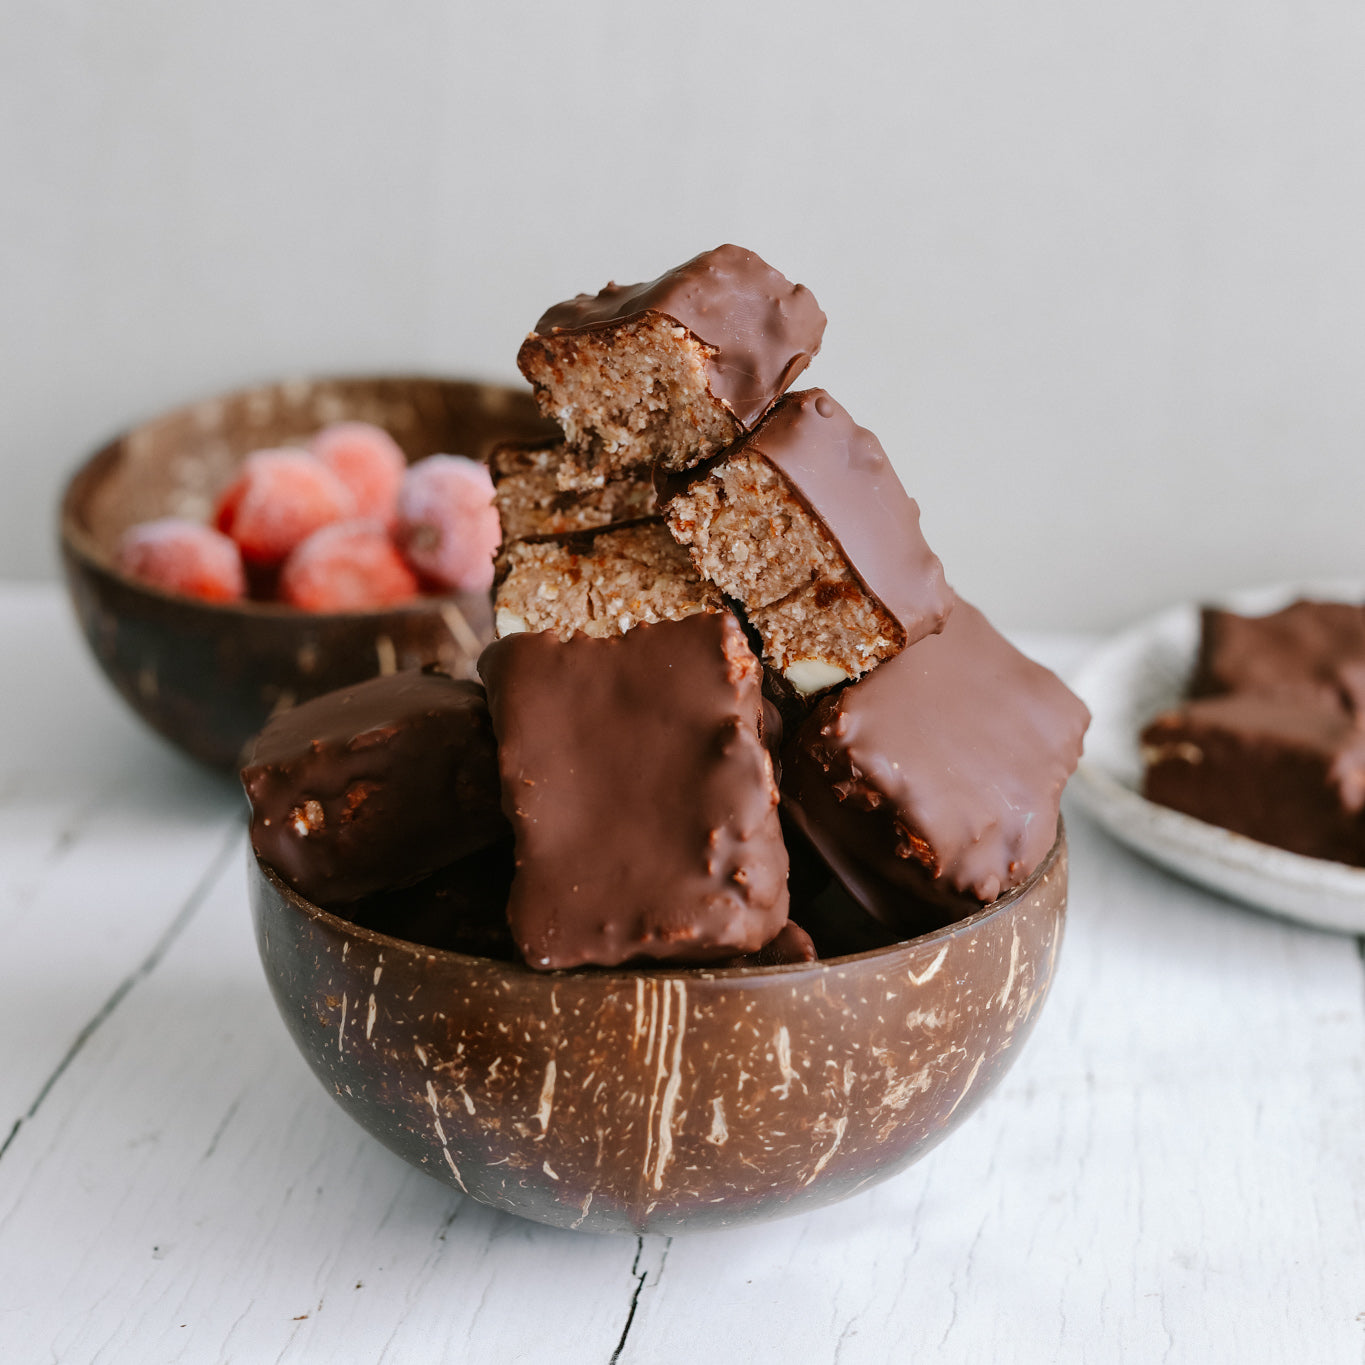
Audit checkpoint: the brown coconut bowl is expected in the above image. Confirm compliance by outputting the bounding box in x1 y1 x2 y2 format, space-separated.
59 375 556 769
250 824 1068 1235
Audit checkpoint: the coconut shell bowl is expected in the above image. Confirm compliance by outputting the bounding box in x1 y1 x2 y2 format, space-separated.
60 375 555 769
249 825 1068 1235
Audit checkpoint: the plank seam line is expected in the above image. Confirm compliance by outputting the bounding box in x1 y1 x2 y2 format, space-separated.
0 822 242 1165
608 1237 649 1365
608 1235 671 1365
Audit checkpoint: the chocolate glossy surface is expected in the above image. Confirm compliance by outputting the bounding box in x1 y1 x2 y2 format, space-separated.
242 670 506 906
250 824 1067 1235
723 388 952 647
1143 687 1365 865
60 375 555 768
1193 599 1365 704
525 244 827 428
479 613 789 970
784 598 1089 914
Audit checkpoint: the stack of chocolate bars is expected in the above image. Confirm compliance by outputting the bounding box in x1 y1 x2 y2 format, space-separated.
243 245 1090 973
481 244 1089 968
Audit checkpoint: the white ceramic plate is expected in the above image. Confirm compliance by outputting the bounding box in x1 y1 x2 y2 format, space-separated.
1069 580 1365 934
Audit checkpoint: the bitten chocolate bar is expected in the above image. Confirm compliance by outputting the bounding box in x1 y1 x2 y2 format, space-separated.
662 389 952 694
241 670 507 906
781 598 1089 925
517 244 826 491
478 612 790 969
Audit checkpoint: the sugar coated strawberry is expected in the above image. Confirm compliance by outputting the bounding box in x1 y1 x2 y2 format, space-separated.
214 448 355 567
279 520 420 612
116 518 247 603
394 454 500 593
309 422 407 528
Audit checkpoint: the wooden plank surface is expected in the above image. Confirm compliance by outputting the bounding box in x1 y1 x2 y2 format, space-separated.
1 584 1362 1364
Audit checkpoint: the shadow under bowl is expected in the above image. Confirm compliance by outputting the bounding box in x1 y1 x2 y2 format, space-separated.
249 825 1068 1235
59 374 556 769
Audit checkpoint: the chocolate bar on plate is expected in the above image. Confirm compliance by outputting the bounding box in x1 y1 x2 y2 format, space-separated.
1142 691 1365 865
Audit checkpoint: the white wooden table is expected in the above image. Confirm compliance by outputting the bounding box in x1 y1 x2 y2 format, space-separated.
2 582 1362 1364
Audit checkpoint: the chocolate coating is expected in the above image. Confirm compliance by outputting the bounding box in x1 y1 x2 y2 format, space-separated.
241 669 507 906
478 612 789 970
718 920 818 969
782 598 1089 921
528 244 827 428
1142 692 1365 865
670 389 953 654
1193 600 1365 707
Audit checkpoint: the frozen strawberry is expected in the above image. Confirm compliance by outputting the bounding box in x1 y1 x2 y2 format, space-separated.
279 520 420 612
394 454 500 593
309 422 407 528
214 448 354 568
115 518 247 603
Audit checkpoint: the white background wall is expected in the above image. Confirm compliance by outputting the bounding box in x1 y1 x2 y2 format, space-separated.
4 0 1363 630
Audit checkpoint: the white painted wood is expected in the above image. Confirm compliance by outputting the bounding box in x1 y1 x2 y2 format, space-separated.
2 587 1363 1364
0 587 242 1132
0 837 644 1364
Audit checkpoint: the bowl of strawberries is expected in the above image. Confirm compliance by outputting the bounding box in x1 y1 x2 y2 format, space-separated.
59 374 555 768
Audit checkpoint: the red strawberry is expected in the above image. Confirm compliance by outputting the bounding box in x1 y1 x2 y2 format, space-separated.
309 422 406 529
394 455 499 593
115 518 247 603
214 448 354 567
279 520 420 611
